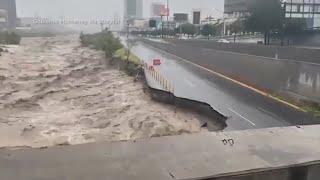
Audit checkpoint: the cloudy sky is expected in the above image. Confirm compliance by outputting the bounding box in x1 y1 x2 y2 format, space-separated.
15 0 224 32
16 0 224 19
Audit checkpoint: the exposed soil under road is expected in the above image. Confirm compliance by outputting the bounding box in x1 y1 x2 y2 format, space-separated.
0 35 223 149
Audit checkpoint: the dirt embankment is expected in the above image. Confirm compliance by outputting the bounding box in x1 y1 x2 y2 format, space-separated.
0 35 223 149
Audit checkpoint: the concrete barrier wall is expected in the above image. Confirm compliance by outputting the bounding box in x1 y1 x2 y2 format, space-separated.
204 164 320 180
1 124 320 180
306 164 320 180
213 169 290 180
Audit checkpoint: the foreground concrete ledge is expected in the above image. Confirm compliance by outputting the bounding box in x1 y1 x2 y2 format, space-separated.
0 125 320 180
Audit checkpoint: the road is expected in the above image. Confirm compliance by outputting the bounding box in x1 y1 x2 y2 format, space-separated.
143 39 320 104
131 40 319 130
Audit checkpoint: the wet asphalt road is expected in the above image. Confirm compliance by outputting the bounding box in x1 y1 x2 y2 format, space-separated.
143 39 320 104
131 41 319 130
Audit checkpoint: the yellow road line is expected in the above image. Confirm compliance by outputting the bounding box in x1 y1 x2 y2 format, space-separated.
184 59 305 112
152 47 306 112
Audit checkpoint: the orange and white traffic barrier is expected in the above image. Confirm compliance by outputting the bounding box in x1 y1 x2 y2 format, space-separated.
143 60 175 94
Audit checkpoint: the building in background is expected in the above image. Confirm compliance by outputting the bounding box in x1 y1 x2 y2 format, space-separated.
130 18 149 31
224 0 320 28
124 0 143 19
201 16 220 24
0 0 17 30
173 13 189 23
193 11 201 24
124 0 143 30
282 0 320 28
0 9 7 29
224 0 255 19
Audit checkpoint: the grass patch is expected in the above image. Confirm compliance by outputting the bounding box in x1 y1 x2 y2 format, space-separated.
114 48 141 65
0 31 21 44
113 49 142 77
300 100 320 118
80 31 142 77
272 93 320 118
80 30 122 58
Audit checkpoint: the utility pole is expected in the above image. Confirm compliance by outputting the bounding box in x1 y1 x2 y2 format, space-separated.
223 17 226 37
127 20 130 39
161 15 164 38
213 7 226 37
100 23 104 32
126 19 130 62
167 0 169 38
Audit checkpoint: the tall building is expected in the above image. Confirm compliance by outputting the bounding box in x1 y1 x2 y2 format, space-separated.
193 11 201 24
124 0 143 19
283 0 320 27
0 0 17 29
224 0 320 28
224 0 256 19
173 13 189 23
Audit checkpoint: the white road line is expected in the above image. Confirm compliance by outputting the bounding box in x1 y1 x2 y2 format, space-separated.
228 108 256 126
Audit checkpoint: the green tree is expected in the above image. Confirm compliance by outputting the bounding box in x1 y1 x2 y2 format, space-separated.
229 19 245 34
201 24 217 39
283 18 307 35
279 18 307 45
80 31 123 58
0 31 21 44
102 32 123 58
180 23 197 37
245 0 284 44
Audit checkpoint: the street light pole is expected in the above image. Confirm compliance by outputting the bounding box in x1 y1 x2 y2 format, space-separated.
127 20 129 39
161 15 164 39
167 0 169 37
167 0 169 21
213 7 226 37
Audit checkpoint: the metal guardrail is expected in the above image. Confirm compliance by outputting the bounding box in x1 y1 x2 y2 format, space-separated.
143 62 175 94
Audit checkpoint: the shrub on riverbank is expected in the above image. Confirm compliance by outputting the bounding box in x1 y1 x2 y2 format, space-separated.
0 31 21 44
301 100 320 118
114 48 141 64
80 31 142 76
272 93 320 118
80 31 122 58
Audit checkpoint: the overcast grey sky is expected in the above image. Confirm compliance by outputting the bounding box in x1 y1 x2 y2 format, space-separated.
16 0 224 19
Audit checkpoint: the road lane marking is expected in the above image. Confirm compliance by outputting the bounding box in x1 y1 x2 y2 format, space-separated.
228 108 256 126
143 43 306 112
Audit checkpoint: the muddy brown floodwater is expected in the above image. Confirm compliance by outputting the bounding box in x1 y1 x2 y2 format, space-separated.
0 35 221 149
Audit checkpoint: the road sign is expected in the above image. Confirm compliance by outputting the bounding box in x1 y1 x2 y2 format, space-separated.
160 6 169 16
153 59 161 66
149 19 156 27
